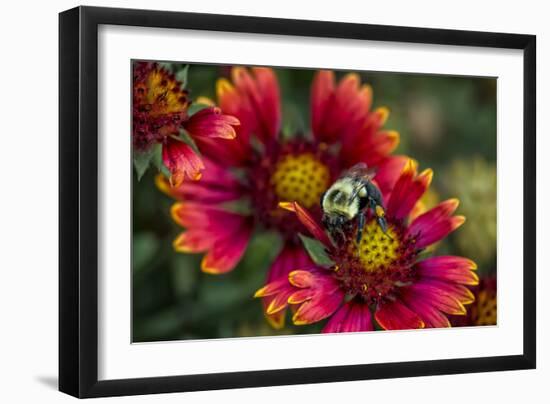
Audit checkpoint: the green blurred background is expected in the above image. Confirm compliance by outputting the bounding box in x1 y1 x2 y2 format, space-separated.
132 64 497 342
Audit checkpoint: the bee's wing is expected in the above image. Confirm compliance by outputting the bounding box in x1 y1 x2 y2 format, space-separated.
343 162 377 180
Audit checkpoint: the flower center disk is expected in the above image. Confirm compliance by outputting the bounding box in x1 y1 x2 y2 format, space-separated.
352 221 400 272
332 218 419 303
270 153 330 209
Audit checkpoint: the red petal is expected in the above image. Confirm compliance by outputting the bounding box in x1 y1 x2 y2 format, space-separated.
171 202 241 228
197 78 252 166
322 301 374 333
170 202 252 274
311 70 335 139
230 67 281 144
265 290 293 315
373 156 409 200
400 295 451 328
162 138 205 186
340 107 394 166
194 135 250 167
288 270 344 325
360 130 400 164
375 299 425 330
259 281 292 325
420 280 475 305
183 107 239 139
416 256 479 285
279 202 333 248
292 288 343 325
173 230 214 253
252 67 281 141
408 199 465 248
201 223 252 274
254 279 289 298
386 160 433 220
156 158 243 203
287 289 315 304
260 242 314 328
403 282 468 315
206 68 281 164
288 270 316 288
312 72 372 144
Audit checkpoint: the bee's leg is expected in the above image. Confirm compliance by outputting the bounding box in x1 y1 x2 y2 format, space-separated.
377 215 389 235
370 198 392 240
356 211 366 244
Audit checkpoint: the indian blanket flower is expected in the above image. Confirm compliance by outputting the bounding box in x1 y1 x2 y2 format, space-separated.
254 160 479 331
158 66 406 328
133 62 240 186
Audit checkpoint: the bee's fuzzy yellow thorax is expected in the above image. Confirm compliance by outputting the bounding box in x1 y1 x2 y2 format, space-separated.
321 178 360 219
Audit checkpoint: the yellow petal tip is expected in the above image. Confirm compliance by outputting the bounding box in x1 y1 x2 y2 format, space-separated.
278 201 294 211
455 215 466 227
216 78 234 97
201 259 223 275
420 168 434 185
448 198 460 209
376 106 390 124
254 286 268 298
291 313 309 326
266 300 285 315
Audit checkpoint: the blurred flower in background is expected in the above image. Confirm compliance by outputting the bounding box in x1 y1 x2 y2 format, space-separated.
132 62 240 186
157 67 406 328
406 95 444 149
442 157 497 273
255 160 478 331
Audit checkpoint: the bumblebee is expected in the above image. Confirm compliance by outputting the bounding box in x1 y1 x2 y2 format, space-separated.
321 163 389 244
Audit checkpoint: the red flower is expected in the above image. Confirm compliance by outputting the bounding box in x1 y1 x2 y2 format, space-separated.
255 160 478 331
159 67 406 328
133 62 239 186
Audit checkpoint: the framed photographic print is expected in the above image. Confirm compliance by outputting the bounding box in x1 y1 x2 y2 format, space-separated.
59 6 536 398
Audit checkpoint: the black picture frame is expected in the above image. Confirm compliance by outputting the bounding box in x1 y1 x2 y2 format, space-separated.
59 5 536 398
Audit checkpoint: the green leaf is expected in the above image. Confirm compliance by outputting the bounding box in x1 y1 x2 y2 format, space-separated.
133 148 155 180
299 234 335 267
151 143 163 170
150 143 171 178
176 64 190 88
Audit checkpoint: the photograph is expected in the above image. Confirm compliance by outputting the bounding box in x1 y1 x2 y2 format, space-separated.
131 61 497 342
